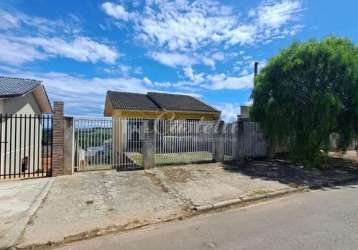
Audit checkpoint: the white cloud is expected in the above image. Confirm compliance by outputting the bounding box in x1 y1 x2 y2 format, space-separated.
0 38 48 64
101 2 133 21
254 0 303 29
2 70 152 115
183 67 205 84
0 10 82 35
214 103 242 122
100 0 303 74
150 51 226 69
118 0 303 53
143 76 152 85
225 25 257 46
150 52 196 67
153 81 172 88
0 36 119 65
136 0 237 51
206 73 254 90
0 10 20 29
0 10 118 65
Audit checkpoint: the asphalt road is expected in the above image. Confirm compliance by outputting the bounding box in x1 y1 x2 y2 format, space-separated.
58 184 358 250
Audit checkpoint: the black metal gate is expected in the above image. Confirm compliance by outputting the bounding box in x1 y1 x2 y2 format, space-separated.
0 114 53 179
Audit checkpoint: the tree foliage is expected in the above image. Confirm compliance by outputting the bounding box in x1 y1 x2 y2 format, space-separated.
251 36 358 166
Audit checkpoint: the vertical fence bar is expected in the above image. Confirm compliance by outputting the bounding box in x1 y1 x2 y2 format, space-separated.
37 116 40 176
32 115 36 177
4 114 8 179
50 115 53 176
46 115 50 175
14 115 18 177
9 115 12 178
28 114 32 177
0 114 2 178
41 116 44 176
22 115 27 178
18 115 22 177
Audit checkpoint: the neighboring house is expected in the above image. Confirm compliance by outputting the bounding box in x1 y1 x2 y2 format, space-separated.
0 76 52 177
104 91 221 120
104 91 221 158
0 76 52 115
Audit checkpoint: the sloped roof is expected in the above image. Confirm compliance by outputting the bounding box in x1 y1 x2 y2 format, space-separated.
106 91 161 111
147 92 220 113
0 76 41 97
106 91 220 113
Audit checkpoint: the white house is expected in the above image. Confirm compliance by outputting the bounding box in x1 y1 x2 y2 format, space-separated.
0 76 52 178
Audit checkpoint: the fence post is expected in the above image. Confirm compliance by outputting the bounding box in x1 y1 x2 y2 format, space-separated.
236 116 246 161
143 120 155 169
232 119 239 161
52 101 65 176
214 120 225 163
64 116 74 175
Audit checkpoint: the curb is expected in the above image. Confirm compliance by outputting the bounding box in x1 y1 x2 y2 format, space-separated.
3 178 55 250
14 215 188 250
308 176 358 189
193 187 308 213
193 175 358 213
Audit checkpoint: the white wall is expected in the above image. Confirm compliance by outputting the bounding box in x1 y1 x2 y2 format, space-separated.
2 92 42 115
0 92 44 177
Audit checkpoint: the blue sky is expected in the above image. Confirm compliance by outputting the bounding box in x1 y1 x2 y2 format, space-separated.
0 0 357 121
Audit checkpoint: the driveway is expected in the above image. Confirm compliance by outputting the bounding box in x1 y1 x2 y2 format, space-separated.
0 178 53 249
16 170 188 248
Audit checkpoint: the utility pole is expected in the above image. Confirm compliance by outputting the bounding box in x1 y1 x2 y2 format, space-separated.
254 62 259 87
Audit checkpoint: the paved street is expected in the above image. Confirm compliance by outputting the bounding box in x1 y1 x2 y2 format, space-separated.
58 183 358 250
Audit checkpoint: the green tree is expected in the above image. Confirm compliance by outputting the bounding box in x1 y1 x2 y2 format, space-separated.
251 36 358 167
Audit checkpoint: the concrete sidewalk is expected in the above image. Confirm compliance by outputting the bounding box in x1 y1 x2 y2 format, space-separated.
0 178 53 249
12 160 358 249
14 163 298 249
16 170 188 249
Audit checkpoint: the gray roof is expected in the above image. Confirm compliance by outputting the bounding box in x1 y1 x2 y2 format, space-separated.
107 91 220 113
0 76 41 98
107 91 161 111
148 92 219 113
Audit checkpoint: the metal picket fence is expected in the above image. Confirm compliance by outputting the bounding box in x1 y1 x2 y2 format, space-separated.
73 116 243 171
0 114 53 179
223 122 237 161
239 120 267 158
154 120 215 165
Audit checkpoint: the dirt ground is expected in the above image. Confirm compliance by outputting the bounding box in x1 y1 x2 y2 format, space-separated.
147 163 294 207
329 150 358 163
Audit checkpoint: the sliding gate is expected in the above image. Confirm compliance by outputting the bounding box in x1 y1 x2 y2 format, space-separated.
73 117 144 171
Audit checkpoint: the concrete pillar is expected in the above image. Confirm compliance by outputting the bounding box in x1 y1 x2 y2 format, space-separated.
64 116 74 175
52 101 65 176
214 120 225 163
143 120 155 169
